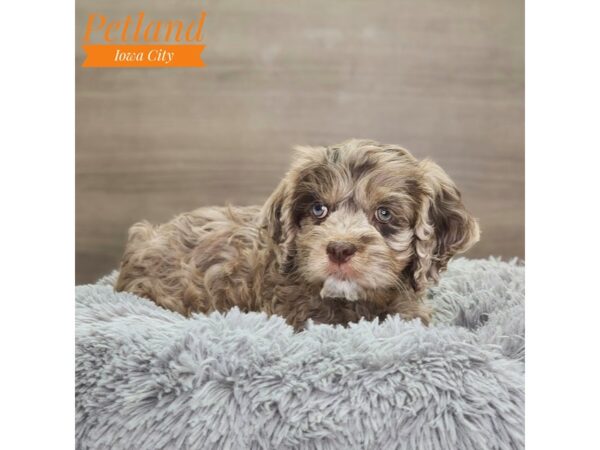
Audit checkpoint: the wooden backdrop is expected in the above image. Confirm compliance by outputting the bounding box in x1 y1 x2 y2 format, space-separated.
76 0 524 284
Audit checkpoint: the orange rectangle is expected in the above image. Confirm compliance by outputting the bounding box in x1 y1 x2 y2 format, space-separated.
82 45 205 68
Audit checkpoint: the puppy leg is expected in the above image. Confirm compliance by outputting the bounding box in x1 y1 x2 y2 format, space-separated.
115 221 211 315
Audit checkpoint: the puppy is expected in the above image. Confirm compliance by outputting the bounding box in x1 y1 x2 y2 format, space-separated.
115 139 480 330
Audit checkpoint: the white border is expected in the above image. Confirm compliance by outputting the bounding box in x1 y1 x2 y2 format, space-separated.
0 0 74 448
526 0 600 448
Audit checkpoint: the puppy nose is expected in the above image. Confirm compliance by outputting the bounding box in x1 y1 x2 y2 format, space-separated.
326 241 357 264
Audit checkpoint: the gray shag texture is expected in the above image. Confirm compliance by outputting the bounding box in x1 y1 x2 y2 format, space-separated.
76 258 524 450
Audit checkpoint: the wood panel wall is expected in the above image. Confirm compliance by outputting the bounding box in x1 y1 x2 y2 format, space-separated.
76 0 524 283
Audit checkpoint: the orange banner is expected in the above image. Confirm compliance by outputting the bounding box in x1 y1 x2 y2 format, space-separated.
82 45 205 68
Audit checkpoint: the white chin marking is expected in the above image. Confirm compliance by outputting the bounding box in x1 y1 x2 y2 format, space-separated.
320 277 365 302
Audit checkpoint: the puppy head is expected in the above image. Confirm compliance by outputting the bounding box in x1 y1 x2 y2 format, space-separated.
261 139 480 301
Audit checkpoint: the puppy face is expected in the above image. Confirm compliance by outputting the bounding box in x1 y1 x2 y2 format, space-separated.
261 139 480 301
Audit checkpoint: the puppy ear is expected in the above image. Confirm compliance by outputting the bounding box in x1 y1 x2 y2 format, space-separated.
409 159 480 293
261 145 328 271
260 177 297 272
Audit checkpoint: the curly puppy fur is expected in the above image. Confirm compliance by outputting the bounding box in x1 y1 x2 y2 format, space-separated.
116 139 480 330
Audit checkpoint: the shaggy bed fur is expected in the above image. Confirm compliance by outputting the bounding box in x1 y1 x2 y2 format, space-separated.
76 258 524 450
115 139 479 330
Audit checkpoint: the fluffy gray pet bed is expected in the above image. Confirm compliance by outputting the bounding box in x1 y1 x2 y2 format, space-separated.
76 258 524 450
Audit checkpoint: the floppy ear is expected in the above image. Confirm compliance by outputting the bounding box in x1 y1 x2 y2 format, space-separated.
260 176 297 272
409 159 480 293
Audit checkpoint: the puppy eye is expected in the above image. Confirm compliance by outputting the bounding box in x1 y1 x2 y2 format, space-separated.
375 206 392 223
311 202 329 219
